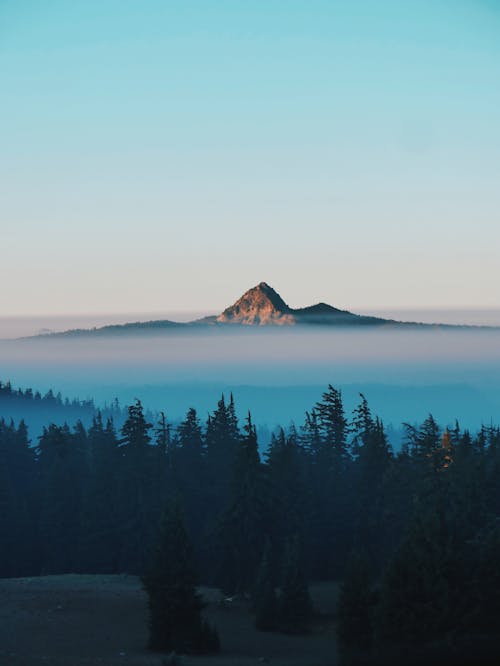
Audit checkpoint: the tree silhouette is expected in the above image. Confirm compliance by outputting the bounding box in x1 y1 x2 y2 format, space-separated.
142 503 219 654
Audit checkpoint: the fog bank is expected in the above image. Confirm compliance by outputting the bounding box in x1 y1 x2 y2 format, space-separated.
1 326 500 431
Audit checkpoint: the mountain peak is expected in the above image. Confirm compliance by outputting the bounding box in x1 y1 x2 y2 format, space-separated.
214 282 369 326
216 282 294 325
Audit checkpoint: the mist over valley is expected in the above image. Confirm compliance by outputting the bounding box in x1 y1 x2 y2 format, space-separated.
2 317 500 435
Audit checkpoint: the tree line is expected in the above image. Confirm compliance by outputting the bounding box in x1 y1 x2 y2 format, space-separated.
1 385 500 662
0 379 127 438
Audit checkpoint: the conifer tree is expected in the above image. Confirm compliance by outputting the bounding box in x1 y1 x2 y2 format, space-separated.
37 423 83 573
215 412 270 593
0 438 20 577
337 552 373 650
0 419 39 575
117 399 154 573
254 542 278 631
120 399 152 451
142 503 219 654
303 386 352 579
176 407 205 485
153 411 171 508
279 535 312 634
314 384 350 466
404 414 441 468
205 394 241 521
267 426 307 545
350 397 393 568
175 407 206 542
79 414 120 572
376 480 470 646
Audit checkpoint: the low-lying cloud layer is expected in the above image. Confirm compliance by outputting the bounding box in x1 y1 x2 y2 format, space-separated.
1 325 500 430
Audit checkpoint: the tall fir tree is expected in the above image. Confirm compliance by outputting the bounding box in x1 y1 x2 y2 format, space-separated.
79 414 120 572
253 541 278 631
279 535 312 634
142 503 220 654
215 412 270 593
337 552 373 651
117 399 155 573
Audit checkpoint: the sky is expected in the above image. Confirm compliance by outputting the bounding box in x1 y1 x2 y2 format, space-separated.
1 0 499 316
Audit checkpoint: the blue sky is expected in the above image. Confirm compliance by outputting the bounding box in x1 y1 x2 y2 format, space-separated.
1 0 499 315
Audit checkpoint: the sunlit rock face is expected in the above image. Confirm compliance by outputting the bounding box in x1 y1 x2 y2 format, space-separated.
215 282 364 326
216 282 296 325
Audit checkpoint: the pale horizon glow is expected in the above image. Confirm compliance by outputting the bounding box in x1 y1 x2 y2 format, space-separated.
1 0 499 315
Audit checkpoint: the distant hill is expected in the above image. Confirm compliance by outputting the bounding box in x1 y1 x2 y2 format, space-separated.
30 282 495 337
44 318 186 337
210 282 391 326
0 380 127 438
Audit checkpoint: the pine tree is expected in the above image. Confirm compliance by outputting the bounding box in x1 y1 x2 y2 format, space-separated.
351 397 393 570
302 386 352 579
120 399 152 451
404 414 441 468
254 542 278 631
79 414 120 572
266 427 308 566
314 384 350 467
376 480 470 646
117 399 155 573
176 407 205 488
37 423 84 573
215 412 270 593
205 394 242 529
0 419 39 575
0 430 21 577
279 535 312 634
153 411 172 509
351 393 373 451
175 407 207 550
142 503 220 654
337 552 373 650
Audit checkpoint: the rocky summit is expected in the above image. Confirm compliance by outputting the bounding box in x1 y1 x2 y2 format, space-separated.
214 282 383 326
216 282 295 325
39 282 414 337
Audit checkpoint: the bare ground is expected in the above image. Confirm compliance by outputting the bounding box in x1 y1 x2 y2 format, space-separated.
0 575 338 666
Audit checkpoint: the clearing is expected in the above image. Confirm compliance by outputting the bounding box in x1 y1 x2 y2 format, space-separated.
0 575 338 666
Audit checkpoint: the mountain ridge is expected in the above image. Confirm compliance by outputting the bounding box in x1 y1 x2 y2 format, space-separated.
210 282 388 326
24 282 498 338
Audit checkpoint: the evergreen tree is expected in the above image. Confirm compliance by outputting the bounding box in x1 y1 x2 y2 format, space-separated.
302 386 353 579
279 535 312 634
314 384 350 466
152 411 172 510
37 423 84 573
117 399 155 573
175 407 207 545
215 412 270 593
253 542 278 631
376 478 471 646
0 429 28 577
337 552 373 651
404 414 441 468
0 419 39 575
351 396 393 570
266 427 308 570
120 399 152 450
205 395 242 528
79 414 120 572
473 524 500 633
142 503 219 654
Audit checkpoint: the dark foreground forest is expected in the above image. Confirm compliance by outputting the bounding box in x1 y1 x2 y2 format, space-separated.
1 383 500 665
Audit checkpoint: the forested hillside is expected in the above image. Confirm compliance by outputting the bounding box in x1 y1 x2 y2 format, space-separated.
0 380 133 436
1 386 500 663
